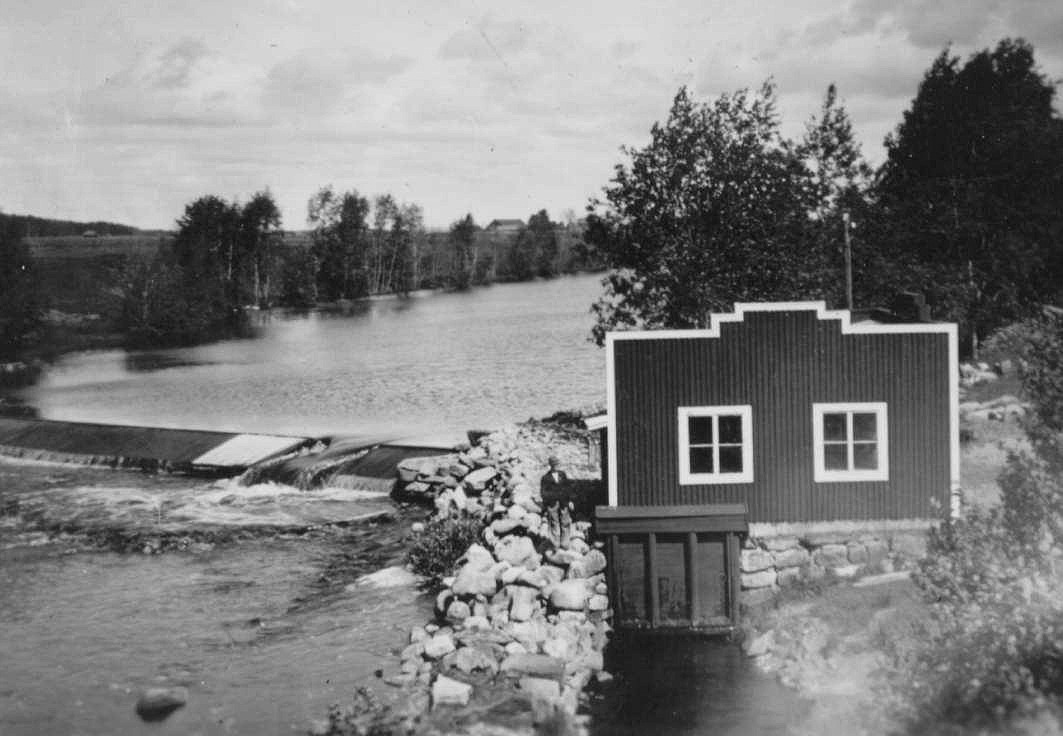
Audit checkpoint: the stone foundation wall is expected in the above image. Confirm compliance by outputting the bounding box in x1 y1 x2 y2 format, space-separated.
739 526 931 606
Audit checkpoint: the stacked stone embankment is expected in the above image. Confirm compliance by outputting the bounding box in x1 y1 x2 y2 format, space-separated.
392 423 608 733
739 529 929 606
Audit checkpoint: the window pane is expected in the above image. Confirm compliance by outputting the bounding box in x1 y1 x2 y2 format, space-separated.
719 446 743 473
689 446 714 474
853 413 878 441
853 442 878 470
823 413 846 441
824 444 848 470
688 416 713 444
718 415 743 444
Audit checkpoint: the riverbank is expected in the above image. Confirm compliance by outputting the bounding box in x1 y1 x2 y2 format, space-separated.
316 421 608 736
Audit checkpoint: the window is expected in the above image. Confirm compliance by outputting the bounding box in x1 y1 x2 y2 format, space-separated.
678 405 753 484
812 402 888 482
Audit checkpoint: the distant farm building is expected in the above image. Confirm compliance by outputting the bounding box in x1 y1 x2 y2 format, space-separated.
486 219 524 234
591 302 958 631
81 229 98 238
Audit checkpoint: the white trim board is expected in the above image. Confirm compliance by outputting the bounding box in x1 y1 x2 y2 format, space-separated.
603 302 960 517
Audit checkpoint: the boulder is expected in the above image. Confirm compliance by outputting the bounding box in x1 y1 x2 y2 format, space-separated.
569 550 607 579
542 637 570 660
135 687 188 722
517 569 549 589
771 547 810 569
446 600 471 623
545 549 580 567
549 580 589 610
432 675 472 708
520 676 561 701
830 564 861 579
495 535 537 567
847 543 868 565
451 563 498 597
740 548 773 573
464 543 496 570
491 518 523 535
865 539 889 568
505 641 528 656
740 569 776 590
462 615 491 632
587 594 609 612
500 653 566 681
509 585 539 622
762 535 801 552
423 633 457 660
453 645 499 675
464 466 499 492
507 504 527 520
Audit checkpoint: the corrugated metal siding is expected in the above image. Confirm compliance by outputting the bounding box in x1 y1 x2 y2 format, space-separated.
613 310 951 523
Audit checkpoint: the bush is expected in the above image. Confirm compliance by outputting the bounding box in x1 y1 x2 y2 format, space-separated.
406 516 485 585
893 314 1063 732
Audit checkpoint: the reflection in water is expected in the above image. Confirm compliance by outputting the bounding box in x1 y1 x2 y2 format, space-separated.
590 633 808 736
15 275 606 438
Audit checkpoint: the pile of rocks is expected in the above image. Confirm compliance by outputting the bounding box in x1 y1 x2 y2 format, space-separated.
391 424 611 732
740 531 927 606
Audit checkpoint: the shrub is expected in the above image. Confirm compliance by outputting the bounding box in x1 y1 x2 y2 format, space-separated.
406 515 485 585
893 314 1063 732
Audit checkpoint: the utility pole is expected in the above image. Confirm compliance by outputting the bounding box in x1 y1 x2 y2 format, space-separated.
842 211 853 310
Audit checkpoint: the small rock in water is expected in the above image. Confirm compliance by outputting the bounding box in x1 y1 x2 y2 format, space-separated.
135 687 188 722
431 675 473 708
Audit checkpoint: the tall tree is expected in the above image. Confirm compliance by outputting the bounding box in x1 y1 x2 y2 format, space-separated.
797 84 873 308
448 213 477 290
873 39 1063 350
307 186 371 300
0 215 42 358
239 190 282 307
527 209 560 278
585 83 829 345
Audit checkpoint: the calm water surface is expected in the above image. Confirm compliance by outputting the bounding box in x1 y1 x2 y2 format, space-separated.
15 275 606 438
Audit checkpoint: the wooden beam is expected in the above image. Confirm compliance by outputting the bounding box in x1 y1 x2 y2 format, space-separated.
647 532 660 627
608 534 620 621
687 531 699 626
726 533 740 624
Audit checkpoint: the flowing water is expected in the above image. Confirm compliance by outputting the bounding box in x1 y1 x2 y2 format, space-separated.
0 460 430 736
13 275 607 438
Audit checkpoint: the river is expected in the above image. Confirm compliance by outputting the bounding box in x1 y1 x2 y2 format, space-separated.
2 275 810 735
12 274 608 439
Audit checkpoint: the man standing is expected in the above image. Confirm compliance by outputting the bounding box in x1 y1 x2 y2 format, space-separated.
540 455 572 547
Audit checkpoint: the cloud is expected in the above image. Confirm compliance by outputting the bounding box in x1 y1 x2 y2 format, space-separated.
262 49 409 117
80 39 267 128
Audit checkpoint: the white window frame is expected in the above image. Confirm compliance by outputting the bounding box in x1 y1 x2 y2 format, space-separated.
812 402 889 482
677 405 754 485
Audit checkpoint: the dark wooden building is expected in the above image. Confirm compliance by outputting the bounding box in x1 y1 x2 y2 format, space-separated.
594 302 959 631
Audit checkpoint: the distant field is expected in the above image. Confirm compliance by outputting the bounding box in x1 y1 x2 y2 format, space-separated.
28 235 169 315
28 234 171 260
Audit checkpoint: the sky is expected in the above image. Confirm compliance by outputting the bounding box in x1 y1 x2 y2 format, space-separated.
2 0 1062 231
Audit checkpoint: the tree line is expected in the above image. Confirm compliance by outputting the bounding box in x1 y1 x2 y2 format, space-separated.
587 38 1063 355
111 189 595 347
